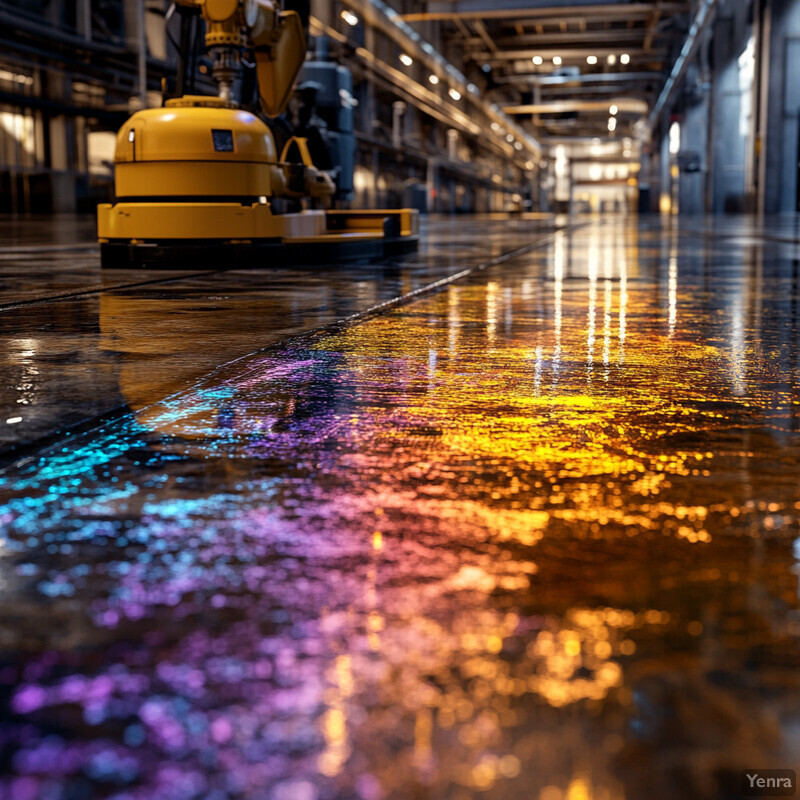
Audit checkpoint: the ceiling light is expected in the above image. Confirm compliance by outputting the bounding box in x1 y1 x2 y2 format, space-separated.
552 56 563 66
490 122 500 132
449 88 461 100
428 74 439 85
482 63 491 73
341 10 359 26
607 54 617 65
506 134 514 143
514 141 523 151
620 53 630 65
608 117 617 132
532 55 543 65
609 104 618 116
587 55 598 65
399 53 413 67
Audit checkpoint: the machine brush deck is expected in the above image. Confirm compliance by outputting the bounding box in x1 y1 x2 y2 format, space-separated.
99 209 419 269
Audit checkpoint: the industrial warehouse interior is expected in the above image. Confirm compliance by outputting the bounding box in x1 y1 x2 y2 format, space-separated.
1 1 800 798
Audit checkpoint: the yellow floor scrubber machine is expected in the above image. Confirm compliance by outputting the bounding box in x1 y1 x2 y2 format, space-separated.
97 0 418 268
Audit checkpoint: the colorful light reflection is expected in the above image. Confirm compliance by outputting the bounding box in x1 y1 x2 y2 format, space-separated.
1 221 799 800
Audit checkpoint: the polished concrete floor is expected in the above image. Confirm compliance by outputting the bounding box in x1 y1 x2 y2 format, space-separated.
1 214 800 799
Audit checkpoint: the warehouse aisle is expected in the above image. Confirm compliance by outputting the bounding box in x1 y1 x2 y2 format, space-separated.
1 216 800 800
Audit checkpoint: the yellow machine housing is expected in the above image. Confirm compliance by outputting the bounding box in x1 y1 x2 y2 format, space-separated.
97 96 327 244
113 99 282 199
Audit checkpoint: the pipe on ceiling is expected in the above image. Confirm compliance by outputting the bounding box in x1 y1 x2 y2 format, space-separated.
647 0 719 132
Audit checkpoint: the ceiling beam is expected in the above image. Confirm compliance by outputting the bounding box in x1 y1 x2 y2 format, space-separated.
480 46 651 60
539 88 655 101
451 16 472 40
643 0 664 51
399 2 687 22
502 99 649 114
470 30 664 48
472 19 496 52
450 10 674 28
493 70 665 85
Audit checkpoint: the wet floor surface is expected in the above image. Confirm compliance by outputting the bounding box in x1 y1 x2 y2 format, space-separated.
0 214 555 456
1 215 800 800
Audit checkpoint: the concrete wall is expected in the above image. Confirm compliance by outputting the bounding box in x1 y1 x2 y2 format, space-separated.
669 0 800 215
659 125 672 212
660 0 800 215
679 77 710 216
764 0 800 213
709 7 752 212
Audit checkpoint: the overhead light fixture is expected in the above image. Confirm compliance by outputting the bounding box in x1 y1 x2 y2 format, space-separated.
341 10 359 26
620 53 630 65
514 141 523 150
552 56 562 66
482 63 491 73
587 55 598 65
506 133 514 143
607 54 617 65
399 53 413 67
449 88 461 100
532 55 543 66
608 117 618 132
609 104 618 116
490 122 500 132
429 74 439 85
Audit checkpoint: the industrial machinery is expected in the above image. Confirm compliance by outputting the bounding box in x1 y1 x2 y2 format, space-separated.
97 0 418 268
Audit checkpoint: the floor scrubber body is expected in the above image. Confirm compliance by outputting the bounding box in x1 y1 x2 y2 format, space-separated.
97 0 418 268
